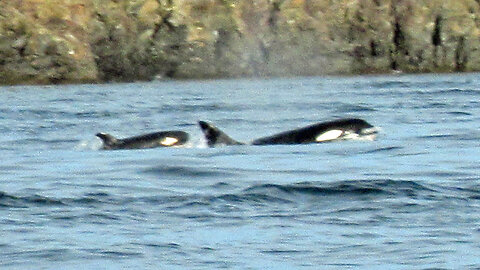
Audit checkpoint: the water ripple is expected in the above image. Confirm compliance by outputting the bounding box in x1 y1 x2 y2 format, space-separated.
142 165 237 178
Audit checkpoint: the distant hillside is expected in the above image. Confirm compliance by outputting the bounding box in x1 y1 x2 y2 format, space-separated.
1 0 480 85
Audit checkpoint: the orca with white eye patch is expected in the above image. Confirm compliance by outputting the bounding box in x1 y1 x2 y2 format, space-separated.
199 118 378 147
96 131 189 150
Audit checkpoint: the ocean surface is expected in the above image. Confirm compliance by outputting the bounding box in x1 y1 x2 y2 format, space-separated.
1 73 480 269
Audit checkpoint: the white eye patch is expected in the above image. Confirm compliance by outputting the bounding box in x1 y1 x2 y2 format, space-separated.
315 129 343 142
160 137 179 146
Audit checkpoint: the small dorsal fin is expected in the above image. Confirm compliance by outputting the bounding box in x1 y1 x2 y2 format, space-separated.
96 133 117 147
198 121 244 147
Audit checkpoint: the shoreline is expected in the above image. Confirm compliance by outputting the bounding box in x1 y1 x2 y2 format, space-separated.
2 0 480 85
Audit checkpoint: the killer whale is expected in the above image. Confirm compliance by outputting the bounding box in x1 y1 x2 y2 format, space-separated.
96 130 189 150
198 118 378 147
252 118 377 145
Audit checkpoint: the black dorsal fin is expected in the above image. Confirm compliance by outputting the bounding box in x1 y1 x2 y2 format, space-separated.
198 121 244 147
96 133 118 149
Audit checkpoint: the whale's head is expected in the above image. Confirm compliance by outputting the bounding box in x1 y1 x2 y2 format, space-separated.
352 119 379 141
315 119 379 142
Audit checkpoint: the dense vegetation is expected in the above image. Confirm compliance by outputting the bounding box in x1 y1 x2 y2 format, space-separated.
1 0 480 84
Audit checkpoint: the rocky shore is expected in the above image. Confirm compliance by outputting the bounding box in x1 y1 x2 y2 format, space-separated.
1 0 480 85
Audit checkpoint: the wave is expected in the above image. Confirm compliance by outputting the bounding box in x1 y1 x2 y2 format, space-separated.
353 77 472 91
361 146 403 154
446 111 473 116
0 191 65 208
412 88 480 96
334 103 377 113
243 179 431 198
142 165 238 178
416 133 480 141
3 180 480 211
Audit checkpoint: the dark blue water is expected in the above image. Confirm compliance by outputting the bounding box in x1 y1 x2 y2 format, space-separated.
1 74 480 269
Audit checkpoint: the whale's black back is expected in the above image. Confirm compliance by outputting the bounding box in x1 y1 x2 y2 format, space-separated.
97 131 189 150
251 118 373 145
